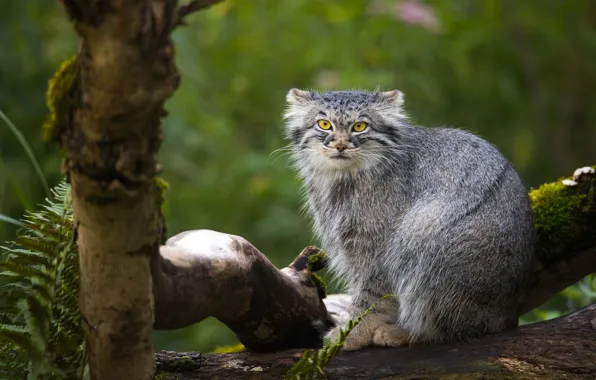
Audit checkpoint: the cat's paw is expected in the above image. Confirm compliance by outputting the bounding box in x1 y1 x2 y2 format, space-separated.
371 323 410 347
562 166 595 187
325 325 371 351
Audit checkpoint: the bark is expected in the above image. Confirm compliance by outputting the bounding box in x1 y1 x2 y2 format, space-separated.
153 232 335 351
56 0 220 378
154 304 596 379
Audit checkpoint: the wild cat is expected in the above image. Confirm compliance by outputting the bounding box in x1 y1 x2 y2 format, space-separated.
282 89 534 350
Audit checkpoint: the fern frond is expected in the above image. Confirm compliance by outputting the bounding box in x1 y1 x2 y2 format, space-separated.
0 324 39 358
284 294 397 380
3 282 54 300
0 341 28 379
0 263 55 286
16 236 62 256
0 179 84 379
2 247 56 267
24 211 74 239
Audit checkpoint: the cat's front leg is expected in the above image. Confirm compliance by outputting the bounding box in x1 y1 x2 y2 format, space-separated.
371 322 411 347
326 291 406 350
325 290 379 350
326 311 410 350
325 311 376 351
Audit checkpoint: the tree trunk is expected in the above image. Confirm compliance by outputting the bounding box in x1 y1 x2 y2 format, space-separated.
153 304 596 379
55 0 220 378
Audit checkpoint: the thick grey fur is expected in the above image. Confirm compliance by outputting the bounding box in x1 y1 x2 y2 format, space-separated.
282 89 535 349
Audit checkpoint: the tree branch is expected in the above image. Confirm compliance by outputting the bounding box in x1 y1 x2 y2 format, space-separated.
523 166 596 313
175 0 223 27
152 232 335 350
154 304 596 379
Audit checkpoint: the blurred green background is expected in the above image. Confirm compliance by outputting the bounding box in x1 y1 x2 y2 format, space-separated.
1 0 595 352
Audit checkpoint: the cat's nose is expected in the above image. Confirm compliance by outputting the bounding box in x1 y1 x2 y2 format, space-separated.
336 144 347 152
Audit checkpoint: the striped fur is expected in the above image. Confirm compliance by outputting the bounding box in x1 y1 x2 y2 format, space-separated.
282 89 535 350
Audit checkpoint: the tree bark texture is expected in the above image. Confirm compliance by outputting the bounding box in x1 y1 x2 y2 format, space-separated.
153 232 334 351
154 304 596 379
56 0 221 378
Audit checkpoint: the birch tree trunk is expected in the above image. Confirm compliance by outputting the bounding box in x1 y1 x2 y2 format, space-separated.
54 0 221 378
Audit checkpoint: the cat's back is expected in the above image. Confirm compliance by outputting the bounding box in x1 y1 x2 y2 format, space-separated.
402 126 524 199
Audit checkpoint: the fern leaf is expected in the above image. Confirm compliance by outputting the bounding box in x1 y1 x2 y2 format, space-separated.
2 247 56 267
0 324 39 357
19 298 52 345
23 214 73 240
15 237 61 258
0 341 28 379
2 282 54 309
0 179 84 379
0 265 55 286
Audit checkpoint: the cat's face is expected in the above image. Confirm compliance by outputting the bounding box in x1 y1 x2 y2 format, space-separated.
283 89 407 174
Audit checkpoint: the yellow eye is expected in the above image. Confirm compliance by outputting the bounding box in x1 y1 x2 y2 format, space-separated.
352 122 368 132
317 120 332 130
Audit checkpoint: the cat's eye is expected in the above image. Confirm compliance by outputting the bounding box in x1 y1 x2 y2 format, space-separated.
352 122 368 132
317 120 332 130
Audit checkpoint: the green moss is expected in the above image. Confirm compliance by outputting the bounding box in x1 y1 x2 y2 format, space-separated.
155 372 180 380
304 249 328 298
306 250 327 272
311 272 327 299
170 355 198 371
155 176 170 208
43 56 78 144
529 166 596 263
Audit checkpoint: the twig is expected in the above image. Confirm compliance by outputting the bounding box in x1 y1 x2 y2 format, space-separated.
175 0 223 27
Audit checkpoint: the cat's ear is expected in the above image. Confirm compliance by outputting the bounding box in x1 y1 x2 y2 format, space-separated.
377 90 408 119
286 88 315 105
378 90 405 107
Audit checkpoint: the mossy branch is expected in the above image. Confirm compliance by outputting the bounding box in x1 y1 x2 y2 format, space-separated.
523 165 596 313
154 304 596 380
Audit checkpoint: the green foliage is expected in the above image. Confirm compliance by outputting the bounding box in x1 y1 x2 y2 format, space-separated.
0 110 50 198
284 294 395 380
0 181 84 379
